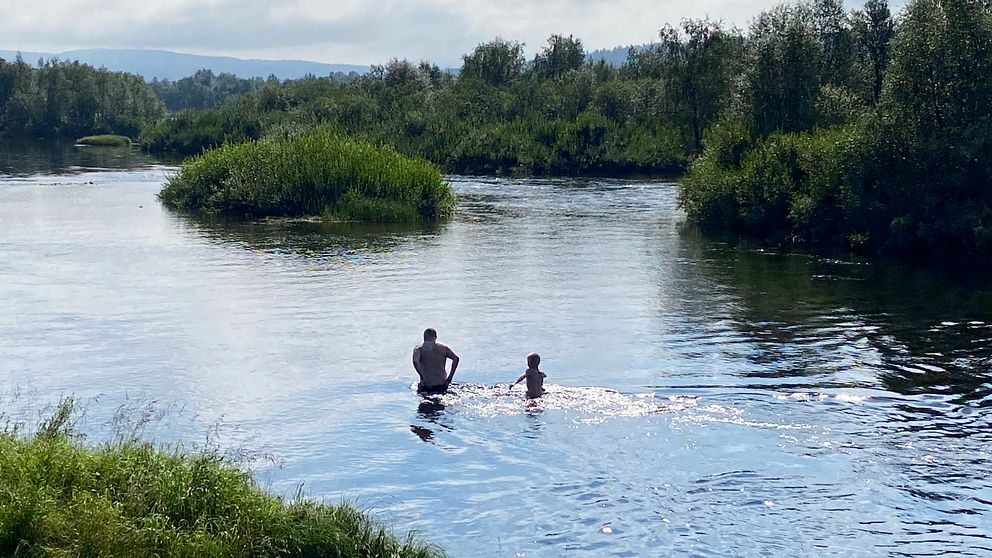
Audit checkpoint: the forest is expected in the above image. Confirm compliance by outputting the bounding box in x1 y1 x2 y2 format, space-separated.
137 35 703 177
0 56 164 138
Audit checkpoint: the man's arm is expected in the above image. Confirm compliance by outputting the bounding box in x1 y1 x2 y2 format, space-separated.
412 346 424 382
444 347 459 385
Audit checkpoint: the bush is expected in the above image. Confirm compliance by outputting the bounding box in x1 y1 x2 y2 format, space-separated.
679 116 878 247
75 134 132 147
159 127 456 222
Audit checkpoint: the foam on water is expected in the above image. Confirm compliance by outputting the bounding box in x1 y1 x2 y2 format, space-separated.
417 383 675 420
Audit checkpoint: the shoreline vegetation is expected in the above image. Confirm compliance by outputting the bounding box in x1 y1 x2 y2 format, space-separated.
0 57 164 139
75 134 132 147
678 0 992 271
0 399 445 558
158 127 456 222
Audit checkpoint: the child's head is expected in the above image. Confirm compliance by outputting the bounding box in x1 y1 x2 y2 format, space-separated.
527 352 541 368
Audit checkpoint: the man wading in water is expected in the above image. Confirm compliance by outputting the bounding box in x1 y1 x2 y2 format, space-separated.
412 328 459 394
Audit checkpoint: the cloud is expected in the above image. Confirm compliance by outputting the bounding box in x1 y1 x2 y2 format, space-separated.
0 0 880 65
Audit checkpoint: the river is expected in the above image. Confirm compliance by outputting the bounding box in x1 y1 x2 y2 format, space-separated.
1 142 990 556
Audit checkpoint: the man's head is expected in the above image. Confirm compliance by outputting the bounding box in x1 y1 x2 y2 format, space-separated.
424 328 438 342
527 352 541 368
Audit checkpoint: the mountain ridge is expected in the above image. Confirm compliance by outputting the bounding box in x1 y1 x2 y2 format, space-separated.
0 48 369 81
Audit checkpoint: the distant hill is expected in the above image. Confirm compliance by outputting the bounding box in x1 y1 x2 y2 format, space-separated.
0 50 49 65
0 48 368 81
587 44 657 67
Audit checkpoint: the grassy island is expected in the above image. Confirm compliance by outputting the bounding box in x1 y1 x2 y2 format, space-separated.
159 128 456 222
75 134 133 147
0 404 444 558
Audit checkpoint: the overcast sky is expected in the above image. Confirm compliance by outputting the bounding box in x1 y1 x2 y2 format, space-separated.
0 0 883 66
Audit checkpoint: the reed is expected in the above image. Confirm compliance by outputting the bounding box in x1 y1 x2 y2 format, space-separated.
159 127 456 222
0 399 445 558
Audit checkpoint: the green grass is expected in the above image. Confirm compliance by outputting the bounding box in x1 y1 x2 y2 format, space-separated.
75 135 132 147
0 400 445 558
158 127 456 222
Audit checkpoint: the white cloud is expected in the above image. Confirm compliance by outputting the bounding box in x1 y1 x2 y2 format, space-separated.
0 0 888 66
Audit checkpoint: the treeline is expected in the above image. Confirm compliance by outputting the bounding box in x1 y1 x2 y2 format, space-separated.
678 0 992 268
0 56 165 138
149 70 269 111
139 33 739 176
149 69 360 111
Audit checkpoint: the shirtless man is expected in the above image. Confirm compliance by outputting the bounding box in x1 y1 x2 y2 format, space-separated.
412 328 459 394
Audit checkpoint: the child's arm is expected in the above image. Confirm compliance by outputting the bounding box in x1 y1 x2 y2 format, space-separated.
508 372 527 389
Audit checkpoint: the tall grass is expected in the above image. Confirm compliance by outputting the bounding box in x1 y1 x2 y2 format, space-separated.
0 399 445 558
158 127 456 222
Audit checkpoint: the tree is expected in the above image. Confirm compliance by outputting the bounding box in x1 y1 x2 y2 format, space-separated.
881 0 992 140
744 4 824 135
460 38 525 86
534 35 586 79
811 0 857 88
657 19 743 150
852 0 896 103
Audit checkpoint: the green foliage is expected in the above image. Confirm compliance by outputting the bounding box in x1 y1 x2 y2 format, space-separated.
852 0 896 102
655 19 744 149
743 3 827 135
159 127 455 222
680 0 992 271
533 35 586 80
460 38 525 86
139 103 263 154
149 69 270 111
139 32 712 177
0 56 165 138
880 0 992 142
75 134 132 147
0 404 444 558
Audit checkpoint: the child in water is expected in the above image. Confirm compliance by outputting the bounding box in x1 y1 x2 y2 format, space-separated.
509 352 546 398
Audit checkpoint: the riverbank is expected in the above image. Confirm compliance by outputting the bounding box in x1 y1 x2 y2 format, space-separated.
0 401 444 558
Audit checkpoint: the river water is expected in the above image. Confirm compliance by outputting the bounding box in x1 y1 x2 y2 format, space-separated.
1 143 991 556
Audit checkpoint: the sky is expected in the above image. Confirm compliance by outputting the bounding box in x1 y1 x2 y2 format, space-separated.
0 0 882 66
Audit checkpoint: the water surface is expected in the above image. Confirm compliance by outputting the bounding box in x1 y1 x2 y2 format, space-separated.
1 153 990 556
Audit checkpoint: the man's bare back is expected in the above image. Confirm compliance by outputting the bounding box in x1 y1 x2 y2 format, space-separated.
413 328 459 393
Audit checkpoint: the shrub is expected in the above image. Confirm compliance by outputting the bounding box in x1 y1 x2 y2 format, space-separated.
75 134 132 147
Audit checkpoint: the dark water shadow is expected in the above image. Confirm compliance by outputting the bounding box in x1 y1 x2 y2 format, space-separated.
0 138 176 176
170 212 446 259
675 227 992 403
410 396 449 445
